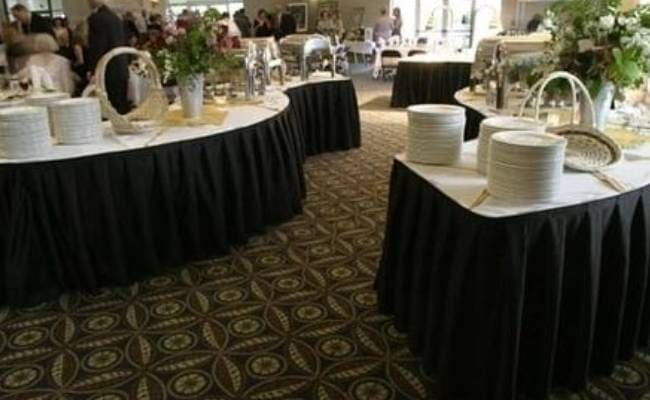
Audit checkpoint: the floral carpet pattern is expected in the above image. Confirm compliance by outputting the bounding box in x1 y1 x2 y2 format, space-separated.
1 77 650 400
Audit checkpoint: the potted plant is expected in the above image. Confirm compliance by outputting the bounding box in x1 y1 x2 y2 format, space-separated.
538 0 650 129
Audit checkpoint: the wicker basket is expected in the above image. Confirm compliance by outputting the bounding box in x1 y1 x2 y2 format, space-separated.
91 47 168 135
519 71 622 172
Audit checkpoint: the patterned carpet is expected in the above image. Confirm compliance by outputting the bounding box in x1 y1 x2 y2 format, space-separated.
1 75 650 400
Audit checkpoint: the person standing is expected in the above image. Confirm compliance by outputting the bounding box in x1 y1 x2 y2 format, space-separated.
234 9 252 38
10 4 55 37
373 8 393 43
253 9 273 38
86 0 130 114
124 12 140 46
392 7 403 37
274 4 296 39
316 10 335 35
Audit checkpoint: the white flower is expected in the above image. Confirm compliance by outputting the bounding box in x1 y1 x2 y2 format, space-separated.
599 15 615 30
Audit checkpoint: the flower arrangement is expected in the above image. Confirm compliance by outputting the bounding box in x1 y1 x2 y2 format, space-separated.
150 10 240 84
539 0 650 96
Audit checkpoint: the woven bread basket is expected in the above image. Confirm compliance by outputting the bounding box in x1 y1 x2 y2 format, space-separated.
519 71 622 172
91 47 168 135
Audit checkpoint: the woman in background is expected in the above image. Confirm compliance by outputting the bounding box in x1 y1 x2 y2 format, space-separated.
53 17 75 60
316 10 335 35
71 21 88 96
253 9 273 37
392 7 403 37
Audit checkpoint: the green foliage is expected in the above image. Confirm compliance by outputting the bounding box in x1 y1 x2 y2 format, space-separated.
537 0 650 94
154 11 241 83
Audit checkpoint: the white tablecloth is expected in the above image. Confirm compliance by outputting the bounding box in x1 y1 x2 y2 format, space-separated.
399 140 650 218
15 53 75 94
0 91 289 164
0 75 353 165
344 40 375 56
399 52 475 65
373 48 474 77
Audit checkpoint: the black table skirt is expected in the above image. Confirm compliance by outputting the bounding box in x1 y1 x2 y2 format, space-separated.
390 62 472 108
0 79 360 307
463 105 485 141
376 160 650 400
286 79 361 156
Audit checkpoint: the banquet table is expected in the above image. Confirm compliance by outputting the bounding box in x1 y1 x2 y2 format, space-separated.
454 87 524 140
372 45 428 78
0 77 360 307
343 40 376 64
376 139 650 399
390 53 474 109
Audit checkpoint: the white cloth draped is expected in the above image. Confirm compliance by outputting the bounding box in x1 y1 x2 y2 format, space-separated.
399 140 650 218
14 53 75 94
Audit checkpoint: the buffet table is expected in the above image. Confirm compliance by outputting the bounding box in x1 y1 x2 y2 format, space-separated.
0 77 360 307
376 143 650 398
390 53 474 109
284 76 361 156
454 87 518 140
373 45 428 78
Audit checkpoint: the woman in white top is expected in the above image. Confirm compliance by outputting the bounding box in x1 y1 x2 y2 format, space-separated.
317 10 335 34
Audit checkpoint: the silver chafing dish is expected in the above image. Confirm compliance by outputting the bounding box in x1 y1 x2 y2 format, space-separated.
472 34 550 82
240 37 284 86
279 34 336 81
221 44 260 100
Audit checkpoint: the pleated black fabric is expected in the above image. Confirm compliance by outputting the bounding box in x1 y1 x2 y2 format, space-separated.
463 105 485 141
0 80 361 307
286 79 361 156
390 62 472 108
0 109 305 307
376 160 650 400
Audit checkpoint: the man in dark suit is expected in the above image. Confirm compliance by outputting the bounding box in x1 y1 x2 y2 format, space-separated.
87 0 130 114
10 4 55 37
274 4 297 39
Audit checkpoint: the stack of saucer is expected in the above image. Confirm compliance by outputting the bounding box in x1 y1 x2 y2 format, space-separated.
406 104 466 165
0 106 52 159
477 116 546 175
49 98 104 145
487 131 567 202
25 92 70 108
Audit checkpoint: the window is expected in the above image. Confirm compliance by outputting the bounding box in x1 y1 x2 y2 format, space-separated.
4 0 64 19
168 0 243 18
391 0 501 47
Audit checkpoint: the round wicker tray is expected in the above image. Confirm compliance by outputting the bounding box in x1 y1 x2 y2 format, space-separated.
520 71 623 172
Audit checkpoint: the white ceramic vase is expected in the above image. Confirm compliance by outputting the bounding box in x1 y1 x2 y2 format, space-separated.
178 74 204 119
581 80 615 131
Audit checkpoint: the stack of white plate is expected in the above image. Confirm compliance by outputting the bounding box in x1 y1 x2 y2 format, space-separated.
0 106 52 159
477 116 546 175
487 131 567 202
49 98 104 145
406 104 466 165
25 92 70 107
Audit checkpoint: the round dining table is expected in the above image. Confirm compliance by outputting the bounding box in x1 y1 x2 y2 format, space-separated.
0 76 361 307
390 53 474 108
